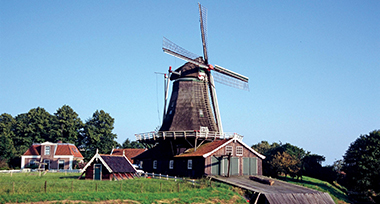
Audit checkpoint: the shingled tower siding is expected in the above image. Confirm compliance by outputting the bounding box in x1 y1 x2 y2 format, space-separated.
160 60 217 132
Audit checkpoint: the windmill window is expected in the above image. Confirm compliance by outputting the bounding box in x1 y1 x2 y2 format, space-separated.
236 146 243 156
225 146 233 155
199 109 204 117
169 160 174 169
153 160 157 169
187 159 193 169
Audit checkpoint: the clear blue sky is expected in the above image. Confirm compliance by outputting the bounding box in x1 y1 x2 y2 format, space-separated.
1 1 379 165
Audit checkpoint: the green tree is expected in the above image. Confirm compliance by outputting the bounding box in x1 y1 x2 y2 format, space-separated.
269 151 300 177
343 130 380 202
13 113 33 156
52 105 84 145
0 114 16 164
81 110 118 160
121 138 144 149
25 107 54 143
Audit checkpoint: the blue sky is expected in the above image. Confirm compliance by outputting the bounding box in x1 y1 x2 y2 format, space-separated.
1 1 379 165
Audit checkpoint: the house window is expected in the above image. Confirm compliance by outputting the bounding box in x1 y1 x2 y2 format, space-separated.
226 146 233 155
45 146 50 155
153 160 157 169
30 159 36 167
187 159 192 169
236 146 243 156
58 160 65 169
44 159 50 170
169 160 174 169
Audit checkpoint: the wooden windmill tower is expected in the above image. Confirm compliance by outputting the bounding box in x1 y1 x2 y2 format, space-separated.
136 3 248 150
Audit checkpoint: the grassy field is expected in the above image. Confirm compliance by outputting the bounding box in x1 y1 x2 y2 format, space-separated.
278 176 351 204
0 172 247 203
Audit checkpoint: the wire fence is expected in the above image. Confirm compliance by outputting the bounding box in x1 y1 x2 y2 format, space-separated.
0 172 216 195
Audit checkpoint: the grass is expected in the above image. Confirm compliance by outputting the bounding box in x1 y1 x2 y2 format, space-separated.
278 175 351 204
0 172 247 203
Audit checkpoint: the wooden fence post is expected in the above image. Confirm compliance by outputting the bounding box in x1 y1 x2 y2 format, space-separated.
177 183 180 192
96 183 98 192
12 182 15 194
44 181 47 193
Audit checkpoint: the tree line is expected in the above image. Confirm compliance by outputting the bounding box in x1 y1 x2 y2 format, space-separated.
1 105 378 202
0 105 135 168
252 129 380 203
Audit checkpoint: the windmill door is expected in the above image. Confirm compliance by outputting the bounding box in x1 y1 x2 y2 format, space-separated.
94 164 102 180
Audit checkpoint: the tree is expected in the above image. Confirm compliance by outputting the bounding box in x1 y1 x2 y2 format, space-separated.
81 110 118 160
0 114 16 164
13 113 33 156
25 107 55 143
251 141 280 156
343 130 380 202
52 105 84 145
269 151 300 177
121 138 144 149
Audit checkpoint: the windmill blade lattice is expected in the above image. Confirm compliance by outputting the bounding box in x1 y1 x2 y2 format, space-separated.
199 3 208 63
213 71 250 91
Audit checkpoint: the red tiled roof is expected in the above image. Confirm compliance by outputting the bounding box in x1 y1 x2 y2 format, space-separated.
175 139 232 157
56 145 84 158
22 143 83 158
111 149 145 162
23 145 41 156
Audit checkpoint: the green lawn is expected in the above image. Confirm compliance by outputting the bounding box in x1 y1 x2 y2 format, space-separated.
278 175 351 204
0 172 247 203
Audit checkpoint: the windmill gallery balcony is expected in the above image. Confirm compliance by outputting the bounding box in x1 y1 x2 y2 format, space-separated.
135 130 243 143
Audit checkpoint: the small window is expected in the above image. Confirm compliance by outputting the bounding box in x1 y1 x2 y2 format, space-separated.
58 160 65 169
45 146 50 155
199 109 204 117
226 146 233 155
187 159 192 169
30 159 36 166
236 146 243 156
169 160 174 169
153 160 157 169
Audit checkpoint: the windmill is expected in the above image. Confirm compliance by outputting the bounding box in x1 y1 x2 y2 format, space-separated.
159 3 249 134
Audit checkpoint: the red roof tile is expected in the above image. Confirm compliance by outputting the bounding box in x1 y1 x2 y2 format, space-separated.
22 143 83 158
111 149 145 162
23 145 41 155
175 139 232 157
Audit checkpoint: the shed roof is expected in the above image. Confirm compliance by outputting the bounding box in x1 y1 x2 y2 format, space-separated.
82 152 136 174
211 176 335 204
175 138 265 159
111 148 145 162
100 155 136 173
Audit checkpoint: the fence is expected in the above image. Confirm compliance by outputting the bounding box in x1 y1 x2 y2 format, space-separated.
0 169 82 174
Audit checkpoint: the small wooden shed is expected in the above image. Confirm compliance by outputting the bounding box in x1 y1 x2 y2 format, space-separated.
80 151 137 180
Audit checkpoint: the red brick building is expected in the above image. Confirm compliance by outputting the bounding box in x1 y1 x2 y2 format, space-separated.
21 141 84 170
